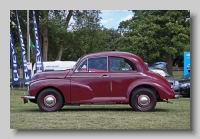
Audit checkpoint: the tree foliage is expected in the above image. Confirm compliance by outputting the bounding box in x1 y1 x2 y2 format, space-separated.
117 10 190 75
10 10 190 76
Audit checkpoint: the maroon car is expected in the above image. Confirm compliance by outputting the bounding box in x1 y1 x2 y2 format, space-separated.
21 51 180 112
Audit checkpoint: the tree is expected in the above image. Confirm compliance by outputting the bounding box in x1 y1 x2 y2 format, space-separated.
41 10 49 61
40 10 103 61
117 10 190 76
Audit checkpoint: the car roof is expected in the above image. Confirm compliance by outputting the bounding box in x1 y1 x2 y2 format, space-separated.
82 51 137 58
79 51 149 72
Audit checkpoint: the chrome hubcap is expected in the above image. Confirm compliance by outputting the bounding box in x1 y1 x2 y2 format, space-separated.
44 95 56 107
138 95 150 107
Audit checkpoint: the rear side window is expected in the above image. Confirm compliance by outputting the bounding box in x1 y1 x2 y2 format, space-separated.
109 57 136 71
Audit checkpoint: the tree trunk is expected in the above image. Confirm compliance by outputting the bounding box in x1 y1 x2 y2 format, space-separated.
56 42 63 60
66 10 73 27
56 10 73 60
166 53 173 77
43 26 48 61
39 31 43 60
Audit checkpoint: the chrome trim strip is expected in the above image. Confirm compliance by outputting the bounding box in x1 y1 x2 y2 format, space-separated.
46 76 64 78
110 81 112 92
86 58 88 72
71 75 138 78
110 75 138 77
24 96 35 99
71 76 109 78
107 56 108 72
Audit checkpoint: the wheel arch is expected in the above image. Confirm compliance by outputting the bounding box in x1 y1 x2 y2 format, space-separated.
128 85 159 103
35 86 65 104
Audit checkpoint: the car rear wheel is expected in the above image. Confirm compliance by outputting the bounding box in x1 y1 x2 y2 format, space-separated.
131 88 157 112
37 88 63 112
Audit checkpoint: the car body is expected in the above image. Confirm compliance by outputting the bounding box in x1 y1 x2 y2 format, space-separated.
178 74 190 97
152 62 167 71
21 51 180 112
148 67 180 95
152 62 167 67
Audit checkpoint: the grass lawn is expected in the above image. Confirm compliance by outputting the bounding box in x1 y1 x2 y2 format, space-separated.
173 71 183 78
10 89 190 130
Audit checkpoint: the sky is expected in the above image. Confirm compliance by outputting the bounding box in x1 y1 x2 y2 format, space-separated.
100 10 134 29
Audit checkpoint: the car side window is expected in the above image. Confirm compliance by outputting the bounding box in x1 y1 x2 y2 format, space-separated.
75 59 88 72
76 57 108 72
88 57 108 72
110 57 136 71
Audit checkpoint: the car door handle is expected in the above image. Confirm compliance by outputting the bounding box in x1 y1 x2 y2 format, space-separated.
102 75 109 77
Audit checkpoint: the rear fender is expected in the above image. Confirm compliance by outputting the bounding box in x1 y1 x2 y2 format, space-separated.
127 79 174 100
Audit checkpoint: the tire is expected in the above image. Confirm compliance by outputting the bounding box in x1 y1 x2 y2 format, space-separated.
129 102 132 108
61 104 65 108
37 88 63 112
130 88 157 112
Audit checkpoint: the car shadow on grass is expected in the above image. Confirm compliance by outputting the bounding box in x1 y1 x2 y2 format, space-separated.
60 107 170 112
19 107 170 112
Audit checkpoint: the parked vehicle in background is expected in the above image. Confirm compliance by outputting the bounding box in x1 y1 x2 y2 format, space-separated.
178 74 190 97
152 62 167 71
29 61 77 77
148 67 180 95
152 62 167 67
21 51 180 112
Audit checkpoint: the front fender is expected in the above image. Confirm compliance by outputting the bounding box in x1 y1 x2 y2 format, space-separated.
29 78 70 103
70 80 94 102
127 79 175 99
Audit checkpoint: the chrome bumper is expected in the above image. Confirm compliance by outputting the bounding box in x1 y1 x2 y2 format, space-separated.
21 96 35 103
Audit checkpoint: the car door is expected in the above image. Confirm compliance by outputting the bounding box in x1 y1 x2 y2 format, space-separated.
109 56 138 101
70 56 111 103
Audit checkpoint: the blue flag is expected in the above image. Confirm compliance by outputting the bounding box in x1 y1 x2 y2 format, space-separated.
16 10 31 84
10 29 20 86
32 10 44 73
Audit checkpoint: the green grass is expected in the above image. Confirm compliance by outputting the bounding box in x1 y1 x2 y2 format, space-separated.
10 89 190 130
173 71 183 78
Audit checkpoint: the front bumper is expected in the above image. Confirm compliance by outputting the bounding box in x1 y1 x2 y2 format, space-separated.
21 96 35 103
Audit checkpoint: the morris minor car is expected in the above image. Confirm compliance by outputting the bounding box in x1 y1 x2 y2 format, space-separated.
21 51 180 112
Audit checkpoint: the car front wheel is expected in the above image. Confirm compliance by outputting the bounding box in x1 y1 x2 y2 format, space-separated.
131 88 157 112
37 88 63 112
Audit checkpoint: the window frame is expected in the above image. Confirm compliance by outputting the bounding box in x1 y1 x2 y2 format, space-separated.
75 56 108 73
109 56 137 72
